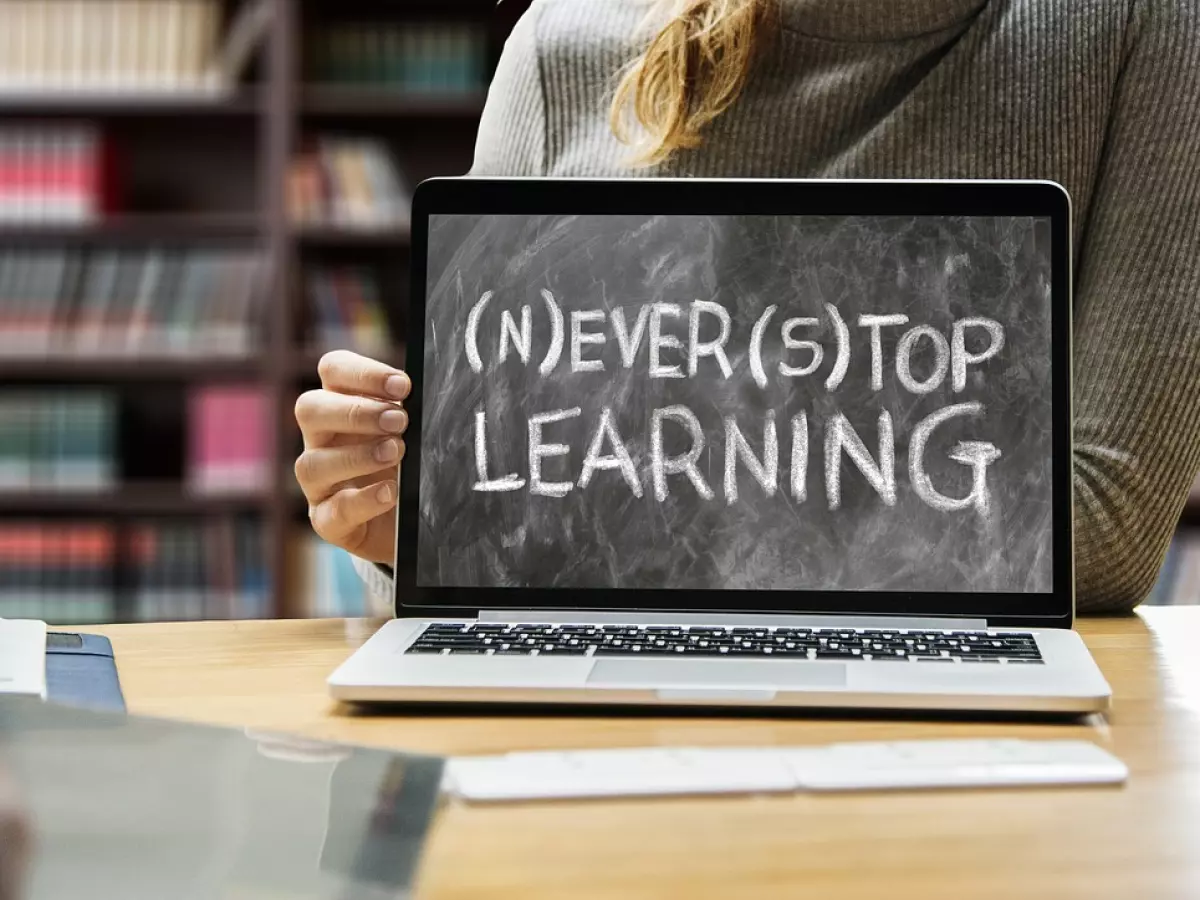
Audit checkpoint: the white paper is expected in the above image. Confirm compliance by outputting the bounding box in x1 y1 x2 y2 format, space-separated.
0 618 47 699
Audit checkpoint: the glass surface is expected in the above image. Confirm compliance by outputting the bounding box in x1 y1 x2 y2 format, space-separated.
0 698 445 900
419 213 1054 594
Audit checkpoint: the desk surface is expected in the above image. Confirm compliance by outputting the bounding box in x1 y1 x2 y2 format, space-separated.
84 609 1200 900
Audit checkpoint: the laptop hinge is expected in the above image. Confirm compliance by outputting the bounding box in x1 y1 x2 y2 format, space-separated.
477 610 990 629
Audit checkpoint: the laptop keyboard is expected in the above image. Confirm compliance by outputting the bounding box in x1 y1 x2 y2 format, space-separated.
405 624 1043 664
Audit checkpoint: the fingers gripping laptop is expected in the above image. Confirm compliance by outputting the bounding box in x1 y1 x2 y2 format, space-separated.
329 178 1112 714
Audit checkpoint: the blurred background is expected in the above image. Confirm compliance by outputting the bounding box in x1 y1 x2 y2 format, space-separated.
0 0 1194 624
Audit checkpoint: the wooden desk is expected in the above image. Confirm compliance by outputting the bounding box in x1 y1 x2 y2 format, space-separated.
83 609 1200 900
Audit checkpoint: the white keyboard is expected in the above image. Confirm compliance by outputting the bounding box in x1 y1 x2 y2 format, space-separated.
445 739 1127 802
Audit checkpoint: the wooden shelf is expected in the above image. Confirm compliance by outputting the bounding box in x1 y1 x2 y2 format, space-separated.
0 90 262 116
0 483 269 516
0 356 264 381
293 223 412 247
301 86 486 117
0 214 264 243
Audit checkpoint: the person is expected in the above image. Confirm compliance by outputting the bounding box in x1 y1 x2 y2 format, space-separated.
294 0 1200 614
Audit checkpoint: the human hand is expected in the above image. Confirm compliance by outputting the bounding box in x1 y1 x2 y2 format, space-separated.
294 350 410 564
0 761 31 900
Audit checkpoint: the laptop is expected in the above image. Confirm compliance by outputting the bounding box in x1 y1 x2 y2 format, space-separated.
328 177 1113 715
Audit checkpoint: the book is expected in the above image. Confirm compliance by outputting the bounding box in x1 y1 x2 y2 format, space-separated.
289 530 369 618
0 124 108 224
0 390 116 492
306 21 488 95
127 517 269 621
289 137 410 230
0 0 244 96
0 522 115 623
186 384 271 496
0 245 265 357
304 265 391 355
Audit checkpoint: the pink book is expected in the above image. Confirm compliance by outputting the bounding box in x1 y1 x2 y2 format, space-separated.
188 386 271 495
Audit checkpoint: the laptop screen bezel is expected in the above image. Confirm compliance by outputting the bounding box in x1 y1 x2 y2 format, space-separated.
396 178 1073 629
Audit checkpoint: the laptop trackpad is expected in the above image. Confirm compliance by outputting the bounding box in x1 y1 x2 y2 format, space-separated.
587 659 847 691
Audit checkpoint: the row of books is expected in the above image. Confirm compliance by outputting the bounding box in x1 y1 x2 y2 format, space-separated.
288 137 410 230
188 385 271 496
308 23 488 94
0 125 112 222
126 518 270 621
290 530 371 618
0 522 114 623
0 0 268 96
0 519 270 624
0 384 272 498
0 391 116 491
305 266 390 355
0 248 266 357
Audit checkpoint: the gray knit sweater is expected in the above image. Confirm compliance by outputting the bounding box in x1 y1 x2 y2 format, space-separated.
377 0 1200 614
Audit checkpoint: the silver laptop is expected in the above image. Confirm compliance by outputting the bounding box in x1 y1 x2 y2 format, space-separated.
329 177 1112 715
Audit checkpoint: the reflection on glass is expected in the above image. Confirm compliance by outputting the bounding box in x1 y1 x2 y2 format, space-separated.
0 699 444 900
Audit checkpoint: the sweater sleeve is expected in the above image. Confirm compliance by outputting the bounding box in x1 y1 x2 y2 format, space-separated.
1071 0 1200 613
468 3 546 176
354 557 396 616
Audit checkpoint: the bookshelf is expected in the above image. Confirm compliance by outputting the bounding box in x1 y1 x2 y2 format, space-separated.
0 0 530 623
3 0 1192 622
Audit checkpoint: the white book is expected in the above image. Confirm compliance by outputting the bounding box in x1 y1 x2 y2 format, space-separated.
0 619 47 699
79 1 101 87
103 0 121 89
13 2 31 89
117 0 139 88
66 0 85 89
0 4 11 89
162 0 183 89
132 0 150 89
184 0 220 89
44 0 65 87
26 1 45 88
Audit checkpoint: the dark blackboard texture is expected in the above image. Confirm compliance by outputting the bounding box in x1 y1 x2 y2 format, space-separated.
418 214 1053 593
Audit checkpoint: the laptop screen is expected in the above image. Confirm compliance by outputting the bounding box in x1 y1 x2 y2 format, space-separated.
414 210 1055 599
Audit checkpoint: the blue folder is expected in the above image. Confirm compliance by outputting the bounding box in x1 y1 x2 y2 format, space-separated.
45 632 126 713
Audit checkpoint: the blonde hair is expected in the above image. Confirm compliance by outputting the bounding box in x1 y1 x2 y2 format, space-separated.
610 0 776 166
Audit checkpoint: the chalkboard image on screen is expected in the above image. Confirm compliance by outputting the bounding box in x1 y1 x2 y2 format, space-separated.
417 214 1053 593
